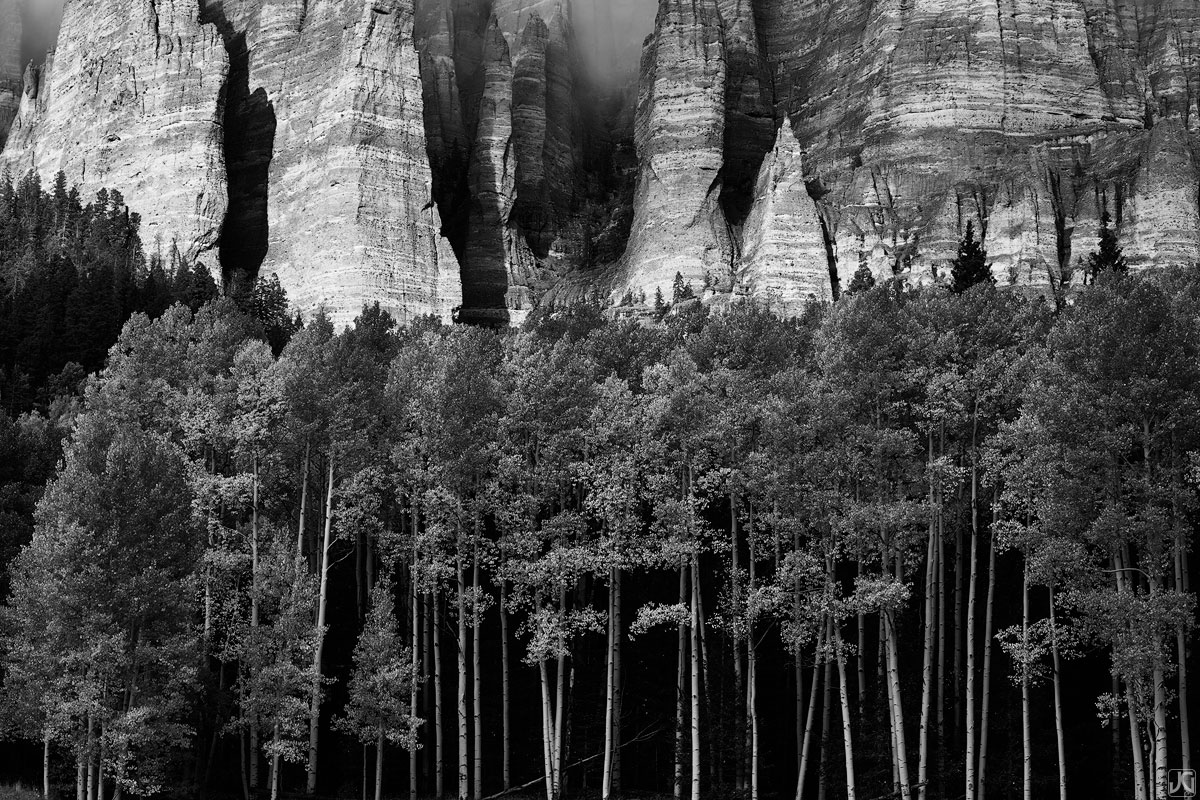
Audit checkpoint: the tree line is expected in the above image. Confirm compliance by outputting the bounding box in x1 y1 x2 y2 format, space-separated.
0 250 1196 800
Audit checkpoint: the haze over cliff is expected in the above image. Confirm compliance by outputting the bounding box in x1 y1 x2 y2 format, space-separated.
1 0 1197 323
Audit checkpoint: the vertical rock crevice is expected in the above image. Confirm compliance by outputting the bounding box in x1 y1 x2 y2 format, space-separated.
199 2 276 292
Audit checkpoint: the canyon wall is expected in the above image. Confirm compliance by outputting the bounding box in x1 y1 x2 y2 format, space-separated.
2 0 1197 324
0 0 229 264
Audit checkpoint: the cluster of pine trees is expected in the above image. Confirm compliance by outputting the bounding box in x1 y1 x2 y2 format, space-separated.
0 170 222 412
0 247 1196 800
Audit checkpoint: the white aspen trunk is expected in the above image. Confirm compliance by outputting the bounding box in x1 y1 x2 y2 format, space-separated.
457 550 469 800
691 557 702 800
1116 552 1149 800
603 569 618 800
307 456 336 795
1154 653 1168 800
251 454 261 794
857 560 867 719
434 592 445 799
1176 543 1192 773
833 620 857 800
918 496 937 800
539 658 555 800
86 713 95 800
953 527 965 739
1021 572 1031 800
613 566 623 795
554 589 568 798
269 723 281 800
936 530 946 767
96 719 105 800
1049 588 1067 800
472 536 482 800
818 631 833 800
731 494 745 792
796 622 826 800
748 521 759 800
296 441 309 564
675 565 686 800
77 754 85 800
376 732 385 800
44 730 50 799
978 521 997 800
885 612 913 800
411 550 421 800
965 468 980 800
501 582 511 791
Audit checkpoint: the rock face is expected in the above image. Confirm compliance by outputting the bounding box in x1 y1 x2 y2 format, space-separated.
739 120 833 312
615 0 732 303
1 0 229 264
201 0 463 327
0 0 19 149
749 0 1200 297
5 0 1199 322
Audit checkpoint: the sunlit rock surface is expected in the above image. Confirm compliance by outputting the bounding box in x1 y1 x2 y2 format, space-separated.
0 0 228 265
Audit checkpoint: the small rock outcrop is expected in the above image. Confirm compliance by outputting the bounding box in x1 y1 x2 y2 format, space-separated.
1 0 229 265
739 120 833 311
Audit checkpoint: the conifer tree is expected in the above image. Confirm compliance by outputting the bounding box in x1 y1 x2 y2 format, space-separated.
951 222 994 293
1086 210 1128 282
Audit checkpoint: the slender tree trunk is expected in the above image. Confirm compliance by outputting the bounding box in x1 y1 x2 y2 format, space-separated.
1021 572 1031 800
885 611 913 800
965 458 980 800
603 568 622 800
240 701 251 800
675 565 686 800
918 482 937 800
554 588 568 798
613 566 624 795
978 521 997 800
796 622 825 800
936 530 947 781
434 592 445 799
269 724 281 800
251 454 261 795
833 619 857 800
472 535 483 800
411 551 421 800
43 730 51 799
296 440 309 560
376 732 385 800
818 630 833 800
539 658 555 800
954 521 965 740
1177 542 1192 773
77 754 85 800
457 549 469 800
1115 560 1149 800
1049 588 1067 800
307 456 336 795
86 713 95 800
96 720 105 800
501 581 511 791
857 558 867 719
748 519 759 800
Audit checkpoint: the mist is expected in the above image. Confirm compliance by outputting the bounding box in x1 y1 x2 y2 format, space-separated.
570 0 656 87
18 0 64 65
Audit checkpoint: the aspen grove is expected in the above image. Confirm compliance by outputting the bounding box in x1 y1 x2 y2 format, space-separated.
1 269 1198 800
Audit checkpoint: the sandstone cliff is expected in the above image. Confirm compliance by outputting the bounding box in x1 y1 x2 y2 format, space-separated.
615 0 732 303
5 0 1199 323
1 0 229 264
200 0 463 327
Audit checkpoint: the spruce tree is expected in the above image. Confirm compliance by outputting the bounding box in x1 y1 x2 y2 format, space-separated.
845 263 876 295
950 222 994 293
1086 210 1128 282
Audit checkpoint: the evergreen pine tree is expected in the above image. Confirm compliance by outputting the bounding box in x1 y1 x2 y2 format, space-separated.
950 222 994 293
845 263 877 295
1086 210 1128 282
